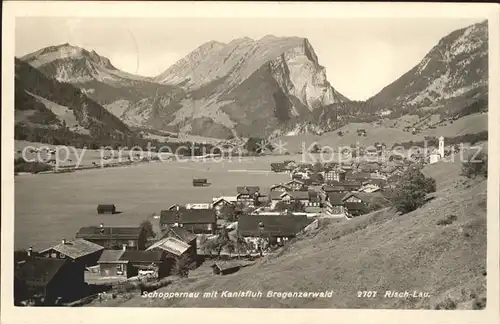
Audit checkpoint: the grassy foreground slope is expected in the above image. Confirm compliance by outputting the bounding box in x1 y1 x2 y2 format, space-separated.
117 158 487 309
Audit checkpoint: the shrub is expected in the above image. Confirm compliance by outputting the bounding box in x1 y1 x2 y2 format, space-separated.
14 158 53 174
461 151 488 178
472 297 486 310
390 167 437 214
436 214 457 226
434 298 457 310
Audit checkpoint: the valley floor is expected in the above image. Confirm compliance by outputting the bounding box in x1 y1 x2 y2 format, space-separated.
83 160 487 309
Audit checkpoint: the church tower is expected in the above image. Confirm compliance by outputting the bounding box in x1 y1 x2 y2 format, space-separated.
438 136 445 157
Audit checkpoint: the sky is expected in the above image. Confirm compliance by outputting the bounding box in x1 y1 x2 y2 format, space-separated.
15 17 482 100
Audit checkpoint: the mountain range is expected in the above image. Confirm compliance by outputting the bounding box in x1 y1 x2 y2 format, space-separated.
15 20 488 142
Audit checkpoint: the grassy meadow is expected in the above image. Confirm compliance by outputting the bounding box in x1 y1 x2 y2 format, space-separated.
14 156 293 250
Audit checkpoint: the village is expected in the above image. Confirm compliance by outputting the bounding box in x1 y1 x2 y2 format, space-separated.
14 137 453 306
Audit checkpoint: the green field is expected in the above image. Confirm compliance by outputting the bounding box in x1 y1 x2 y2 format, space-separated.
14 156 293 250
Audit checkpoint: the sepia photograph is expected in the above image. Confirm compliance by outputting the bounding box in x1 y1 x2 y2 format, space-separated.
2 2 499 324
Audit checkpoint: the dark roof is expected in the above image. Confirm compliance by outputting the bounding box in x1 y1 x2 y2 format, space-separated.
270 183 291 190
98 250 126 263
326 180 362 188
282 191 310 200
166 226 197 243
286 179 304 185
238 214 312 238
97 204 115 209
367 178 386 187
160 209 216 224
236 186 260 195
76 226 143 239
15 258 68 287
327 192 346 205
342 191 387 204
39 239 104 259
120 250 163 263
345 202 367 212
270 191 285 200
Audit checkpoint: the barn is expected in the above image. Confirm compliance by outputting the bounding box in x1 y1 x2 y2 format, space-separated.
97 204 116 214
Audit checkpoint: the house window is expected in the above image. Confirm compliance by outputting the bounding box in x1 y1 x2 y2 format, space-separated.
59 253 66 258
128 240 136 247
116 264 124 275
51 253 57 258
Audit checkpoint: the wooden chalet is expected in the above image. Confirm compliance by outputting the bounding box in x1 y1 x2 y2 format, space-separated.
237 214 312 244
38 238 104 268
160 209 217 234
161 226 198 259
97 204 116 215
14 257 85 305
324 192 347 216
236 186 261 207
75 224 146 250
97 248 167 279
212 197 236 217
269 183 292 193
193 178 208 187
285 179 306 191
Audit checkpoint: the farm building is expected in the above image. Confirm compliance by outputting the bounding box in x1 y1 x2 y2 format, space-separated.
146 237 193 275
97 248 167 279
269 183 292 193
75 223 147 250
160 226 198 259
280 191 310 205
237 214 312 247
97 204 116 215
38 238 104 268
345 171 372 182
344 202 368 217
97 249 131 278
193 178 208 187
324 192 347 217
211 260 255 276
236 186 261 207
160 209 217 234
14 257 85 305
342 191 389 211
285 179 306 191
322 168 346 182
212 197 236 217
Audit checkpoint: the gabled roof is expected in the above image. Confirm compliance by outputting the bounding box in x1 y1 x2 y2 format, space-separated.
237 214 312 238
76 226 143 240
327 192 346 205
15 258 69 287
345 202 367 212
270 183 292 190
212 260 255 271
120 250 164 263
39 239 104 259
285 179 304 185
270 191 285 200
98 250 126 263
236 186 260 195
160 209 216 224
166 226 198 243
212 197 235 207
281 191 310 200
146 237 190 256
342 191 387 205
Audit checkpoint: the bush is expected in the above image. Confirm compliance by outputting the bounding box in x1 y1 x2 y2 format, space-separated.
14 158 53 174
436 214 457 226
472 297 486 310
461 152 488 178
390 167 437 214
434 297 457 310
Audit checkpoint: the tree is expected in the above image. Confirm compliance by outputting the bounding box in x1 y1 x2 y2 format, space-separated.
461 151 488 179
274 201 290 212
139 220 156 239
309 144 321 153
390 167 437 214
313 162 324 173
219 204 237 222
213 228 231 258
289 200 306 212
234 233 249 258
337 131 343 137
173 254 191 278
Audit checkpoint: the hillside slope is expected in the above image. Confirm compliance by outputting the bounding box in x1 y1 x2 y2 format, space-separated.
114 159 486 309
20 44 184 130
14 58 133 143
278 20 488 137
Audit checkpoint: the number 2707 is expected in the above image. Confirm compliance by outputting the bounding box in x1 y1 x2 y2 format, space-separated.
357 291 377 298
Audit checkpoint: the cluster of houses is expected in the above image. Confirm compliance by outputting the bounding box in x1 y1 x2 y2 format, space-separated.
16 145 424 306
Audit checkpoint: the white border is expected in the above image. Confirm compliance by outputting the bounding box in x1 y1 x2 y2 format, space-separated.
2 2 499 324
